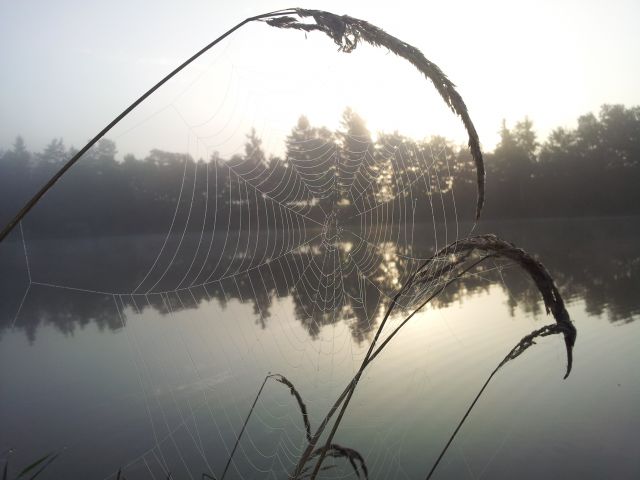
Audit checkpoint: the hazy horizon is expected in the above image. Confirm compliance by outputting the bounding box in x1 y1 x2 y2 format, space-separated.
2 0 640 158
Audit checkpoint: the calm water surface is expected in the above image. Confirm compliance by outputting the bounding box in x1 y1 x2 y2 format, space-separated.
1 218 639 479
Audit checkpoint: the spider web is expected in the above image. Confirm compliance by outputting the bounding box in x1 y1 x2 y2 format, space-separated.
1 19 492 480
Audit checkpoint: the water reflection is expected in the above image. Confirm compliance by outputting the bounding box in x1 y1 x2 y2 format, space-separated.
1 218 638 344
1 218 639 479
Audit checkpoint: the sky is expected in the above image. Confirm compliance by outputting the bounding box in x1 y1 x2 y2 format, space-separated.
1 0 639 159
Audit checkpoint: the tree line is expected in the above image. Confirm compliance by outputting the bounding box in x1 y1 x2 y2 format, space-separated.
1 104 639 237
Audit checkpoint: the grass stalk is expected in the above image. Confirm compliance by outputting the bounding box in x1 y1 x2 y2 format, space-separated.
294 235 575 479
0 8 486 244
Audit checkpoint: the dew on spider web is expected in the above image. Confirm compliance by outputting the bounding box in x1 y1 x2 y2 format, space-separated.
1 12 487 480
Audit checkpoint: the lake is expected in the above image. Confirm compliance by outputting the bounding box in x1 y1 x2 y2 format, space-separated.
1 217 639 479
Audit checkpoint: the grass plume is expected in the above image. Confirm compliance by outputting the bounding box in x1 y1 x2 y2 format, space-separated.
300 444 368 479
264 8 485 220
273 374 313 441
219 373 368 480
412 234 576 377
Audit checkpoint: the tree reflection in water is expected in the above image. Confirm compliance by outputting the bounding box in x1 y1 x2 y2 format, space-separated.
1 219 637 344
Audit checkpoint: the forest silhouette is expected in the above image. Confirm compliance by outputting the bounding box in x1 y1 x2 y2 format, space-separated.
1 104 639 237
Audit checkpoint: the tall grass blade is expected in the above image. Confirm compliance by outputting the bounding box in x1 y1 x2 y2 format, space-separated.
15 453 54 479
220 374 272 479
0 8 299 243
18 452 59 480
425 323 568 479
